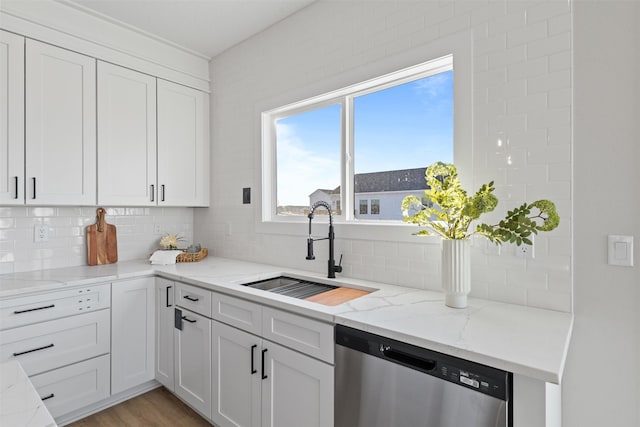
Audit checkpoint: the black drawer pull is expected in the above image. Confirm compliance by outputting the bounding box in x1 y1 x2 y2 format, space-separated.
261 348 268 380
161 184 165 202
32 177 36 199
250 344 257 374
181 316 196 324
151 184 155 202
14 304 55 314
14 176 19 199
41 393 55 401
13 343 54 357
183 295 199 302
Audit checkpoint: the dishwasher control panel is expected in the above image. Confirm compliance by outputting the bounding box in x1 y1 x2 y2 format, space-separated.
438 364 507 400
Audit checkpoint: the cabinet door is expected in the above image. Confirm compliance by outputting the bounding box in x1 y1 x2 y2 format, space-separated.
212 321 261 427
175 308 212 419
262 341 334 427
25 39 96 205
0 30 24 205
155 278 174 391
97 61 157 205
157 79 209 207
111 278 155 394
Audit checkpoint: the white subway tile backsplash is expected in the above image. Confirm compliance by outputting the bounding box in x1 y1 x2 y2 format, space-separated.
527 31 570 59
527 69 571 93
507 20 547 48
0 206 194 273
526 1 570 24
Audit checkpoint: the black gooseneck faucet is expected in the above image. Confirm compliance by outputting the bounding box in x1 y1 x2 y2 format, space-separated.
306 201 343 278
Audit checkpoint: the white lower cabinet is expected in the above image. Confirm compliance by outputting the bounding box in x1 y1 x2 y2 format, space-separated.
212 321 262 427
262 340 334 427
212 305 334 427
111 277 155 394
174 307 212 419
155 277 175 391
29 354 111 419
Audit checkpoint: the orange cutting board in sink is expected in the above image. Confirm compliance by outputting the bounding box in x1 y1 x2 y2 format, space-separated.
86 208 118 266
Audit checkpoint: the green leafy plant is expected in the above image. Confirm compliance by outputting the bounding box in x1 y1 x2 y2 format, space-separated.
401 162 560 245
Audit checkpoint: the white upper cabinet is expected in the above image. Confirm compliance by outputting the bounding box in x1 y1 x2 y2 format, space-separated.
0 30 24 205
97 62 157 205
25 39 96 205
157 79 209 207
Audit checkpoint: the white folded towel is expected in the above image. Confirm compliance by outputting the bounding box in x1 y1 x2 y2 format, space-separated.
149 250 184 265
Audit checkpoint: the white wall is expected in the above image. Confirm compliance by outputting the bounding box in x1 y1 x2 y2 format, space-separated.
0 207 194 273
200 0 572 312
563 1 640 426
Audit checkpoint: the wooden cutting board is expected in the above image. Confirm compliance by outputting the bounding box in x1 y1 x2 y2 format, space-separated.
86 208 118 266
305 287 371 306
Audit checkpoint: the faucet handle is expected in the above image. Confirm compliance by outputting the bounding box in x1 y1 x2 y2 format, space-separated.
334 254 343 273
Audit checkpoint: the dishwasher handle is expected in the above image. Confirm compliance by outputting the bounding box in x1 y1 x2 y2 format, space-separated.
380 345 436 372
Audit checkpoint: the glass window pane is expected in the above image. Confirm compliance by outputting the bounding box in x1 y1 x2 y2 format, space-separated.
353 70 453 220
275 104 342 216
371 199 380 215
359 199 368 215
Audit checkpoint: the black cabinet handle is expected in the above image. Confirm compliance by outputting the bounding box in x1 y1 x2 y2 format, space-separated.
251 344 257 374
151 184 155 202
41 393 55 401
14 304 55 314
181 315 196 324
261 348 268 380
161 184 165 202
183 295 199 302
13 343 54 357
32 177 36 199
166 286 172 307
14 176 18 199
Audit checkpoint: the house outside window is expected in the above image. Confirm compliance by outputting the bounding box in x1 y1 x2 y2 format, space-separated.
263 54 454 223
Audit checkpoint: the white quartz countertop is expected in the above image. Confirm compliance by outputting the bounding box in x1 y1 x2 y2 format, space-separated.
0 257 573 384
0 361 57 427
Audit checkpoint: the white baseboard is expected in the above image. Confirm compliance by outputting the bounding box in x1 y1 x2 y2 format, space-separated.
55 380 161 426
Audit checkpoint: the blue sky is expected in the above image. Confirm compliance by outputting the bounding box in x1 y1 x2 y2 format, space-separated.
276 70 453 206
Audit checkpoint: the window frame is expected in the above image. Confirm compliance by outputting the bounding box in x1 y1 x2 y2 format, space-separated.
262 54 454 224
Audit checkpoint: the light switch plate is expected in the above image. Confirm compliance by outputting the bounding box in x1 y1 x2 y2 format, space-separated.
607 235 634 266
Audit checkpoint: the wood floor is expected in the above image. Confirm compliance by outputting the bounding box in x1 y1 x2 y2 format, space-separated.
67 387 212 426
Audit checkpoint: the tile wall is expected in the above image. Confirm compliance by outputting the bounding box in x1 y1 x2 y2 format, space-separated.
201 0 573 312
0 206 194 274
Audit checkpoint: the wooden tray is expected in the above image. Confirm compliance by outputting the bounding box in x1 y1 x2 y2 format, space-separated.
304 287 371 306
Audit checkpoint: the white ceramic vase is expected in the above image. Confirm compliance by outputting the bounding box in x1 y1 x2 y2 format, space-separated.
441 239 471 308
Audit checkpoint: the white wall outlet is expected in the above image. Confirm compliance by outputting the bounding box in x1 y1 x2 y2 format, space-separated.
153 224 162 234
515 235 534 259
608 235 634 267
34 224 49 242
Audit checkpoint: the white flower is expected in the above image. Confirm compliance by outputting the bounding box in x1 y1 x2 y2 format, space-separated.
159 234 180 249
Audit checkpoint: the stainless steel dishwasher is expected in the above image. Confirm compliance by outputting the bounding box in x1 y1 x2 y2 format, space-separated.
335 325 512 427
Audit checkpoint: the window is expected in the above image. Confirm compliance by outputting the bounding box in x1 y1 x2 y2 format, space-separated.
371 199 380 215
359 200 368 215
263 54 454 223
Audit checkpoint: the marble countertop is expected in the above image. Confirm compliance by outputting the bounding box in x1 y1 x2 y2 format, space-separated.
0 257 573 384
0 361 57 427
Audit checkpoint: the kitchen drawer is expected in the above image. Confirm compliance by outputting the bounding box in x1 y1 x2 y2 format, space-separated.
262 307 334 364
0 284 111 330
30 354 110 419
0 309 110 376
175 282 212 317
212 292 262 335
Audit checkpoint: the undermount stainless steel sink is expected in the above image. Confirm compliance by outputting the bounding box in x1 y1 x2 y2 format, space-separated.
241 276 337 299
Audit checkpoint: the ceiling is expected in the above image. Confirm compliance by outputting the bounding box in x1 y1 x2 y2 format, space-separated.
61 0 316 59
